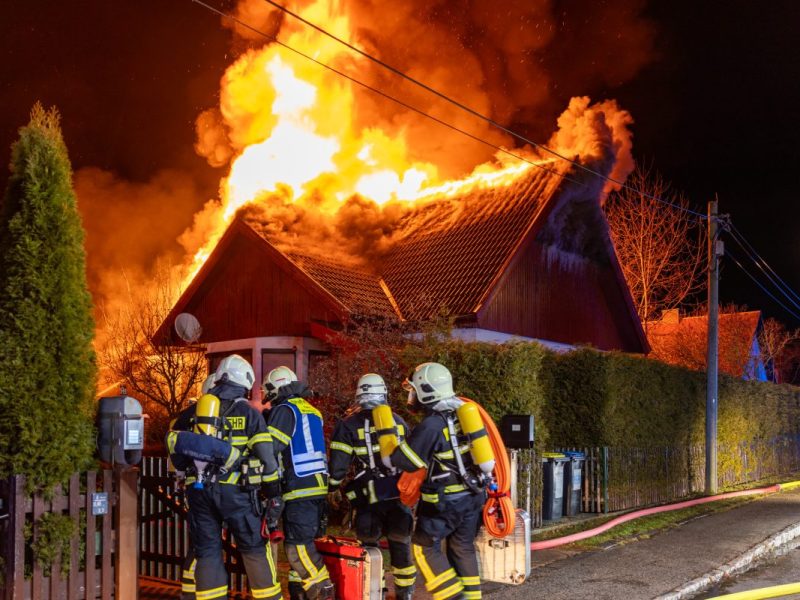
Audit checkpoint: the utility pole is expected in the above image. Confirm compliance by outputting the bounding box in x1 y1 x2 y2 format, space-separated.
706 199 720 494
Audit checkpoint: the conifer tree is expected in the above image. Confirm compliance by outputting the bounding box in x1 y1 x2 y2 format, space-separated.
0 104 96 492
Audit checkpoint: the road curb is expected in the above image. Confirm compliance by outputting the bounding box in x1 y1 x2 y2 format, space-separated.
654 520 800 600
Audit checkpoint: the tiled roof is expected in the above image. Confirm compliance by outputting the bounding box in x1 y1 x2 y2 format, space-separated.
647 311 762 377
285 252 397 317
381 164 568 319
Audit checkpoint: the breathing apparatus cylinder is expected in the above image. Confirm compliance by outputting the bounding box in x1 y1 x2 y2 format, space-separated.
372 404 398 469
194 394 221 435
193 393 221 488
456 402 495 474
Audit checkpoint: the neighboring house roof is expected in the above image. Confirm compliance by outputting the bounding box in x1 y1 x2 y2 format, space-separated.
647 310 766 379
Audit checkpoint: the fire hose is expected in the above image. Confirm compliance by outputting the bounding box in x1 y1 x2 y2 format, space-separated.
708 582 800 599
462 397 516 538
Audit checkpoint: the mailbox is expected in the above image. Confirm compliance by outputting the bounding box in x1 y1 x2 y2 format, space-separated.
500 414 535 449
97 396 144 466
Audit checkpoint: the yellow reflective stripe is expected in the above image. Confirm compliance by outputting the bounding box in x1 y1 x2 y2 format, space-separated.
433 581 464 600
181 583 196 593
265 540 277 578
302 565 329 590
182 558 196 580
262 470 279 483
444 484 467 494
421 492 439 503
298 545 319 577
435 450 454 459
400 441 425 468
460 576 480 585
196 585 228 599
394 576 416 586
316 474 325 487
463 592 482 599
223 447 241 470
393 565 417 575
357 428 365 440
398 424 406 437
231 435 249 445
330 441 354 454
252 583 282 598
412 544 435 584
426 568 458 592
166 431 178 454
249 432 272 447
283 486 328 501
218 472 241 485
268 426 291 445
288 570 302 583
443 427 450 441
329 477 343 486
353 444 381 456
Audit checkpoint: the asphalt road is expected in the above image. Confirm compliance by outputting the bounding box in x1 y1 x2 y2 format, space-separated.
696 543 800 599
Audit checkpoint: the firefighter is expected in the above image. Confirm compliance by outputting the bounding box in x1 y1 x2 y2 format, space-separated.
168 355 282 600
389 362 486 600
264 366 335 600
176 373 221 600
328 373 417 600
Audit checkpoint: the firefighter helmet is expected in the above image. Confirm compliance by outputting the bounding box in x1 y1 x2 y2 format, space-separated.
263 366 298 402
404 362 455 405
355 373 388 408
214 354 255 390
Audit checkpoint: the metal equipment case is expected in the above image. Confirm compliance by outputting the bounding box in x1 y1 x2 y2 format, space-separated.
476 508 531 585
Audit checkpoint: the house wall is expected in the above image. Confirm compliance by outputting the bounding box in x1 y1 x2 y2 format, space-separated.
478 241 644 352
180 233 343 343
206 336 329 405
450 327 574 352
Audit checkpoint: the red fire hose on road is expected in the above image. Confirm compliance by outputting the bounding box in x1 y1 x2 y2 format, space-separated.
530 482 800 551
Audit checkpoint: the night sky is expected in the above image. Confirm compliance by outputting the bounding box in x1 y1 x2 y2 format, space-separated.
2 1 799 325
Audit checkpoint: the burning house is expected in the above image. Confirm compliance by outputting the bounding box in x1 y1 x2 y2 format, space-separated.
157 158 648 404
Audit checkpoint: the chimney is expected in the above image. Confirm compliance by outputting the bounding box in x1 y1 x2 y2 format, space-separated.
661 308 680 324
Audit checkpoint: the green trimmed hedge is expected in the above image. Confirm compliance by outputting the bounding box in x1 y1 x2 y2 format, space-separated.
401 341 800 454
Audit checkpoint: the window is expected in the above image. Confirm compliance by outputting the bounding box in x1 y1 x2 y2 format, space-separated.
207 350 253 376
262 349 296 379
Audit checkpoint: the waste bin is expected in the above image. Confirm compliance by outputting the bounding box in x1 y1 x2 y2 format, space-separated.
562 451 586 516
541 453 568 521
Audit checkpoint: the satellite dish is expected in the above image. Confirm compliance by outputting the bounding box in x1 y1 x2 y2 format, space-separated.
175 313 203 343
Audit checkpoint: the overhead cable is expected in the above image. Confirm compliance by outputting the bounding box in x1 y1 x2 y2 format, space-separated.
257 0 708 219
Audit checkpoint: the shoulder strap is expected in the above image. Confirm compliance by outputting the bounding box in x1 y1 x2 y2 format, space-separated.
363 417 377 471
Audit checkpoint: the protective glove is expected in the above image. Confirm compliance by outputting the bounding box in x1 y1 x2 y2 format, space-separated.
327 488 343 511
261 479 282 500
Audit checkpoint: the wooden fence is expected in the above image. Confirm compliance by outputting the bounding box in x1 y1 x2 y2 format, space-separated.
0 469 138 600
138 457 248 597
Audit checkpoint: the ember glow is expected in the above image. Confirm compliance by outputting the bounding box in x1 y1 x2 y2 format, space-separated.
183 0 637 283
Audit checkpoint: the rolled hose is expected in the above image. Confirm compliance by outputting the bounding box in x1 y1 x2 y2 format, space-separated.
531 482 800 551
461 397 516 538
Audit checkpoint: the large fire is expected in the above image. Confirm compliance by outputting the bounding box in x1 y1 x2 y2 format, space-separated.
184 0 636 283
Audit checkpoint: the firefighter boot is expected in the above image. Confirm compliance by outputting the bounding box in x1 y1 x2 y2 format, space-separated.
318 582 335 600
288 581 308 600
395 585 415 600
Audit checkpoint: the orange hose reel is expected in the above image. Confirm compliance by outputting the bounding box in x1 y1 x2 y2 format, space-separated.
462 397 516 538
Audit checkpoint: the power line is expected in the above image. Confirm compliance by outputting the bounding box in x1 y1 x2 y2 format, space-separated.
257 0 708 220
725 229 800 312
727 223 800 305
725 248 800 322
189 0 582 186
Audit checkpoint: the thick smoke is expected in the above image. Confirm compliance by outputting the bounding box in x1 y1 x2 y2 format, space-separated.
75 167 209 314
197 0 654 178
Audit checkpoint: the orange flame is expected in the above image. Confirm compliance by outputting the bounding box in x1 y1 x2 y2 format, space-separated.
183 0 610 285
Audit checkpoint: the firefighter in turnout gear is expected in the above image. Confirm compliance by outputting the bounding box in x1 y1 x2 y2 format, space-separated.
264 366 335 600
329 373 417 600
389 363 486 600
167 355 282 600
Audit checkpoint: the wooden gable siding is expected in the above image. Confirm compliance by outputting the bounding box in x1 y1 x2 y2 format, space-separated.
478 241 643 352
180 233 343 343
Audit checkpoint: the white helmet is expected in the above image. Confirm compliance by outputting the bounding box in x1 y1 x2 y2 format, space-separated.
201 374 216 395
404 362 455 406
355 373 388 408
214 354 255 390
263 365 298 402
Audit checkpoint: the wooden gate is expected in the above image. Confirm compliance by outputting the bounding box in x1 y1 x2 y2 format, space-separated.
1 469 137 600
138 457 248 596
